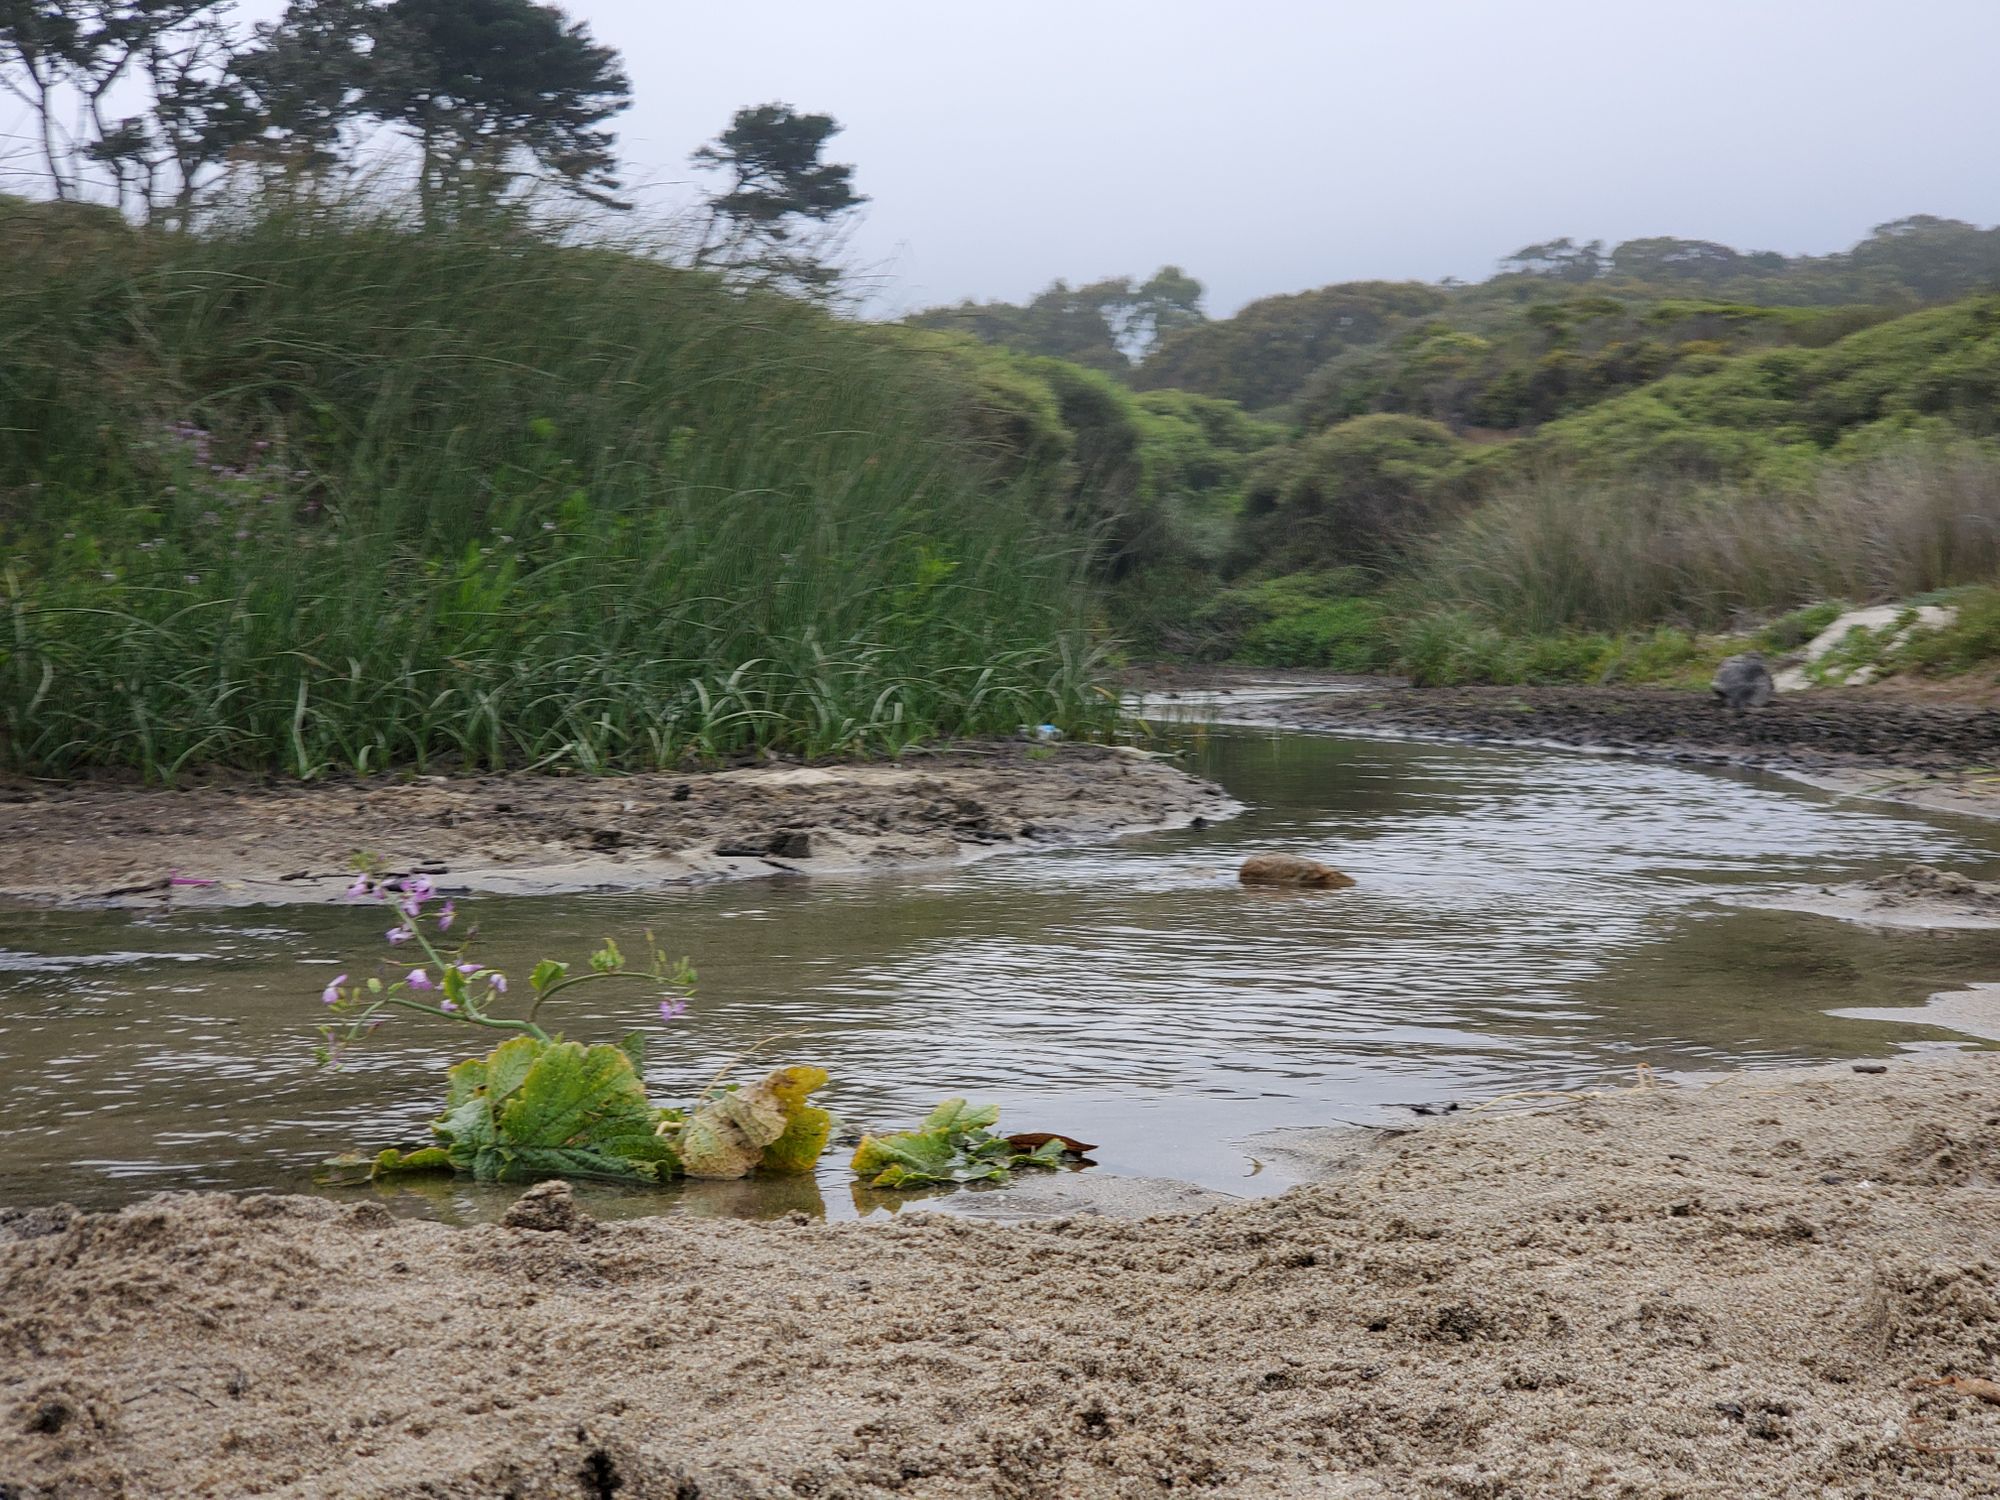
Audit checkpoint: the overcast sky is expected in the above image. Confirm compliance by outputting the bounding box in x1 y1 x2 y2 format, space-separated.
582 0 2000 316
10 2 1997 317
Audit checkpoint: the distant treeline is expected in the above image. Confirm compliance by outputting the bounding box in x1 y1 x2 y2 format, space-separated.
907 216 2000 413
906 218 2000 682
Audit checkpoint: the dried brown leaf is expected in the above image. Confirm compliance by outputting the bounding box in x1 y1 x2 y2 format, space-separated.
1004 1132 1098 1155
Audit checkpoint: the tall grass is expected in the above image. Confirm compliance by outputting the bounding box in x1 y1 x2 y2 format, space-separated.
1397 443 2000 634
0 202 1111 780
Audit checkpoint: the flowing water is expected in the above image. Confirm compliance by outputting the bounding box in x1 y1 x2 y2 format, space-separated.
6 727 2000 1223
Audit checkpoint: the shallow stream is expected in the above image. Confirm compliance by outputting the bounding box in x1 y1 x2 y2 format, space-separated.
7 725 2000 1222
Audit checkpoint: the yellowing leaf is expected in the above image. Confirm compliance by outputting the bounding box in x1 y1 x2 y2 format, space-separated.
759 1065 833 1175
681 1079 788 1179
683 1065 832 1179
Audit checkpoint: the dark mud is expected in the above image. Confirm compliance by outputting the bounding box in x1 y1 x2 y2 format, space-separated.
1267 685 2000 771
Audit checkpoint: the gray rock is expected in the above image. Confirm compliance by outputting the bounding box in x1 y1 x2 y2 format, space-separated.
1711 652 1775 710
502 1178 589 1233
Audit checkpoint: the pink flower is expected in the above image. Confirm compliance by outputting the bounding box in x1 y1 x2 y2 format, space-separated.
406 969 433 992
439 999 457 1013
344 875 371 901
397 876 434 918
437 901 456 931
321 974 346 1005
456 962 481 975
386 926 412 945
659 998 688 1023
489 973 507 994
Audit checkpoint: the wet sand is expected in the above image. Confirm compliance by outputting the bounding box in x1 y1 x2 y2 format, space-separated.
0 744 1237 908
8 1054 2000 1498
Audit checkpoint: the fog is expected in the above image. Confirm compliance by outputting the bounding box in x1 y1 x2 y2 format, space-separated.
568 0 2000 314
10 1 1999 315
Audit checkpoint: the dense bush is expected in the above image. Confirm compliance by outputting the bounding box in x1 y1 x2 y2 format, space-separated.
1131 282 1449 411
1237 415 1469 573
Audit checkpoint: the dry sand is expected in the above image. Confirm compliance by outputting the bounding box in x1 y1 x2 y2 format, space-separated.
0 744 1236 908
8 1055 2000 1498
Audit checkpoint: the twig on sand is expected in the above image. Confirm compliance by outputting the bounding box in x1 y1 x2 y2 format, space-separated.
1911 1376 2000 1405
1901 1417 2000 1458
1899 1377 2000 1458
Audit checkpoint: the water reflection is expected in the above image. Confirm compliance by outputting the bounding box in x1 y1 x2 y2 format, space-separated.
4 731 1999 1221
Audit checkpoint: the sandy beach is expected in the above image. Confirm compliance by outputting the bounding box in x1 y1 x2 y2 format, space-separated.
7 1054 2000 1497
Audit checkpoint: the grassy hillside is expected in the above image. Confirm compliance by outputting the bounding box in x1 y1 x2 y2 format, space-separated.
11 201 1996 763
1122 292 2000 677
0 202 1115 779
894 216 2000 683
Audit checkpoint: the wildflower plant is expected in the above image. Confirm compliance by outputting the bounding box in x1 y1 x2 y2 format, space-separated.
314 872 695 1066
315 870 1085 1194
310 871 821 1188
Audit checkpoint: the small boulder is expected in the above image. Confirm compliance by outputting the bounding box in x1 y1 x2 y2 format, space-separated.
1711 652 1774 710
1239 854 1355 889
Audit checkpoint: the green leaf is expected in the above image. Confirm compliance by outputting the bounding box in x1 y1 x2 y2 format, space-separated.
497 1040 654 1150
920 1098 1000 1134
472 1145 668 1185
483 1034 547 1110
529 958 569 994
851 1124 959 1181
444 1054 489 1111
614 1029 647 1078
850 1100 1076 1190
434 1093 498 1165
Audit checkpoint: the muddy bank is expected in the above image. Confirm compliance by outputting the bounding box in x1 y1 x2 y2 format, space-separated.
1245 683 2000 819
7 1055 2000 1498
1740 865 2000 931
1262 683 2000 768
0 745 1238 908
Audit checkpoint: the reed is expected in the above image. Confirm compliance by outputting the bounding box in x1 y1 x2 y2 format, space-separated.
1398 443 2000 635
0 202 1109 779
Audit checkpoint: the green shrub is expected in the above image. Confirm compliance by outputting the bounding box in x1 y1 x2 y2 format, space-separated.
1894 587 2000 674
1238 414 1470 573
1597 628 1726 686
1240 595 1393 672
1755 601 1847 651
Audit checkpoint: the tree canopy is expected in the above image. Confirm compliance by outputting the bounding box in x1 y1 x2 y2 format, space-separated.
0 0 633 220
905 266 1207 372
692 101 866 297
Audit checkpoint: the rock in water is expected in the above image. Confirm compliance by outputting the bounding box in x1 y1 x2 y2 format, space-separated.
502 1179 589 1233
1239 854 1355 889
1711 652 1775 710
